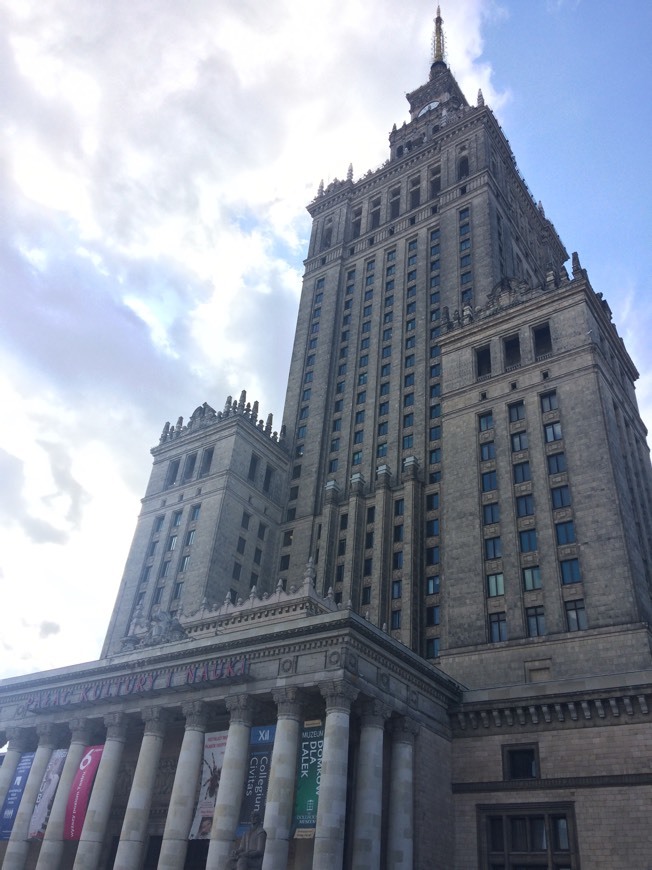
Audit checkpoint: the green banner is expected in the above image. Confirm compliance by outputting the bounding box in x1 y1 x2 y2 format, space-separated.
292 720 324 839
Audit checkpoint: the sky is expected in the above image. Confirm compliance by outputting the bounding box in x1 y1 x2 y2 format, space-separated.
1 0 651 682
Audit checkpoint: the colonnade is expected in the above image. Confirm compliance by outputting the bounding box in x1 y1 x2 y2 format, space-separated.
0 682 418 870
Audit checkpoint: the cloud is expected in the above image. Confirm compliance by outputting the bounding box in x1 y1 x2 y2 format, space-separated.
38 620 61 639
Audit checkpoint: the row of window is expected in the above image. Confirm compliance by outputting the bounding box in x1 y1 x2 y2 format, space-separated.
489 598 587 642
163 449 213 490
476 322 553 379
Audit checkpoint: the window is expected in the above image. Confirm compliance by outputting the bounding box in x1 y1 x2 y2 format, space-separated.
159 560 171 578
540 390 558 412
352 451 362 465
257 523 267 541
489 612 507 642
381 346 391 358
167 535 177 551
263 465 274 493
378 421 389 436
394 499 404 516
513 461 531 483
391 579 402 599
548 452 567 474
337 538 346 556
402 435 413 449
390 610 402 630
483 503 500 525
364 557 373 576
426 546 440 566
476 346 491 377
482 470 498 492
365 530 374 549
172 511 183 528
426 575 440 595
153 516 164 534
232 562 242 581
555 521 576 545
519 529 538 552
182 453 197 481
330 438 340 452
405 352 416 368
504 336 521 369
426 605 440 626
353 430 364 444
523 566 542 591
430 404 441 420
404 372 415 388
516 494 535 517
379 401 389 416
393 551 403 570
359 354 368 368
544 421 563 443
328 459 338 473
551 485 571 508
403 413 414 428
292 465 302 479
565 599 588 631
429 383 440 398
297 425 307 440
426 518 439 537
279 554 290 571
253 547 262 566
338 363 347 376
362 586 371 605
533 322 553 357
560 558 581 584
485 537 501 559
389 187 400 220
403 393 414 407
152 586 163 605
511 431 529 452
236 536 246 555
179 554 190 572
377 443 387 457
190 504 201 522
480 805 578 869
383 327 393 341
526 605 546 636
504 745 539 780
426 492 439 511
480 441 495 461
381 363 391 377
425 637 440 658
355 410 365 423
164 459 180 489
487 572 504 597
429 426 441 442
478 411 493 431
282 530 293 547
508 401 525 422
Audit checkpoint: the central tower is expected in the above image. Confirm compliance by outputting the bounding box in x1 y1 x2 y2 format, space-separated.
276 7 652 686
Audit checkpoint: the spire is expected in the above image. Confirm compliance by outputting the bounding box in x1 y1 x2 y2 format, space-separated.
432 5 445 64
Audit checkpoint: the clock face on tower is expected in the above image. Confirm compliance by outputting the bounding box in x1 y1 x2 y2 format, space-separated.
417 100 440 117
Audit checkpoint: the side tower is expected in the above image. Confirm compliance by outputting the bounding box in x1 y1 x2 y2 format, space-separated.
278 8 652 683
101 394 288 655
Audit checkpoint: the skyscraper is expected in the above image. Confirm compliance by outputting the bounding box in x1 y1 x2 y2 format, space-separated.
1 8 651 870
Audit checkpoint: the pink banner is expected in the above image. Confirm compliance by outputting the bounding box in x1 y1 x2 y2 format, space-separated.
63 745 103 840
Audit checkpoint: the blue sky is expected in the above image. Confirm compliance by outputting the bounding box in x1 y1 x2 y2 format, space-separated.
0 0 650 680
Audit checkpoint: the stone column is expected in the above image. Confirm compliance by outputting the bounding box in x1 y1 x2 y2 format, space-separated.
312 681 358 870
261 688 302 870
112 707 167 870
3 724 55 870
351 702 390 870
35 719 90 870
158 701 206 870
0 728 29 809
205 695 253 870
387 718 418 870
72 713 128 870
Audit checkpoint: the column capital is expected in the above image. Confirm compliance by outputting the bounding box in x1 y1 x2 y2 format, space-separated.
225 693 254 726
360 699 392 728
390 716 419 744
182 700 207 730
36 722 56 746
104 712 128 740
142 705 169 737
272 687 303 720
5 727 29 752
68 718 91 744
319 680 359 713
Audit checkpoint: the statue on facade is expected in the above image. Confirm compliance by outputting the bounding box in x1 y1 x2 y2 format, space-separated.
226 812 267 870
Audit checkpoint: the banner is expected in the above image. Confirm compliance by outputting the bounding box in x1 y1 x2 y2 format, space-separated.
292 721 324 839
188 730 228 839
0 752 35 840
29 748 68 839
236 724 276 836
63 745 103 840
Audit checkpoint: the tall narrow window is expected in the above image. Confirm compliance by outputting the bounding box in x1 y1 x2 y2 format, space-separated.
533 322 553 358
248 454 260 482
198 447 214 477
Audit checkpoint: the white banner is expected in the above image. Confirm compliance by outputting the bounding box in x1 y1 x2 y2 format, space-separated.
188 730 228 839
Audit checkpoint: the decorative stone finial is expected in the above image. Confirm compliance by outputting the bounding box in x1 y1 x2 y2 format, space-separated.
265 413 273 435
477 88 484 106
252 400 259 423
346 163 353 182
318 179 324 196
